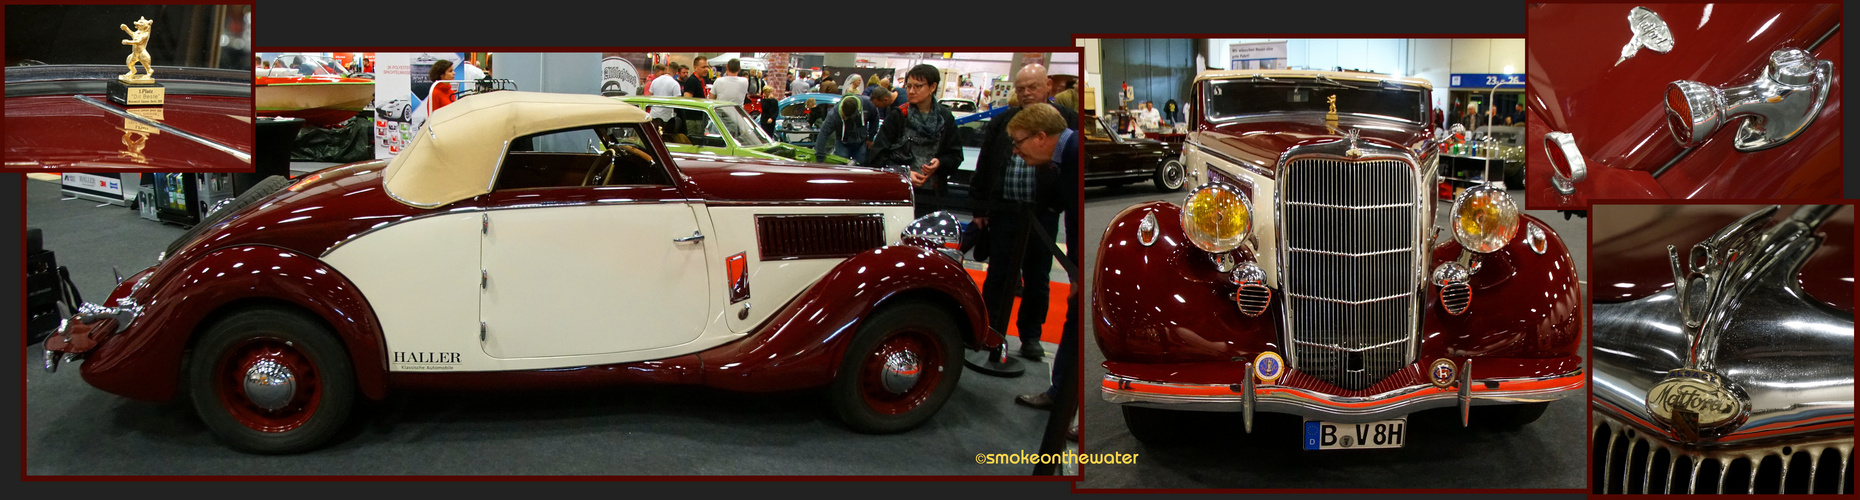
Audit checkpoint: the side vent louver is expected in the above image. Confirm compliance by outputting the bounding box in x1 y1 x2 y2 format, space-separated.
756 214 886 260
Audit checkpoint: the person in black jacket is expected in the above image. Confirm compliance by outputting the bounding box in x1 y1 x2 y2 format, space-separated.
970 63 1077 361
868 64 964 216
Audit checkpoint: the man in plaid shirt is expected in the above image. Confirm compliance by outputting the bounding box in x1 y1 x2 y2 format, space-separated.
972 64 1078 361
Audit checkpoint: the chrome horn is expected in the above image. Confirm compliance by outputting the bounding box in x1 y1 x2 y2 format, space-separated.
1664 48 1833 152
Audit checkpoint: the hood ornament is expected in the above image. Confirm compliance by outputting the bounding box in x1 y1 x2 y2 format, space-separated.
1616 7 1674 66
1646 369 1748 442
1343 128 1363 158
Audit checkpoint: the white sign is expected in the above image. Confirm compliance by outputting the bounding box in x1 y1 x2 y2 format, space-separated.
600 56 641 96
1230 41 1288 70
373 53 412 159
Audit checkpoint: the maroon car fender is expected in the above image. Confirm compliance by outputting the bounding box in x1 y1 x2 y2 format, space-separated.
1092 202 1279 364
1422 214 1582 360
698 244 994 392
79 245 389 402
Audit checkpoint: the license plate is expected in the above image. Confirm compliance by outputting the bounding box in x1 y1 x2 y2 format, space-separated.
1302 418 1407 450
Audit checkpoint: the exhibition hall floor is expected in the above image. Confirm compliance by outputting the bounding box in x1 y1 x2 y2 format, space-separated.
1076 183 1590 490
23 177 1072 475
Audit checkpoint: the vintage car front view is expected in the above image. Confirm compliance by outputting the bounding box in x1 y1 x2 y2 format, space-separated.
39 91 999 454
1590 204 1853 494
1092 70 1586 449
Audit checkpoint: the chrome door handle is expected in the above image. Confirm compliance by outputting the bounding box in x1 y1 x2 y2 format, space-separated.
673 231 705 243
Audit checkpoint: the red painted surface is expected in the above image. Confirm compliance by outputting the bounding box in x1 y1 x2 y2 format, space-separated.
858 329 944 415
1195 114 1431 177
1591 205 1853 312
3 94 254 171
1092 202 1281 364
77 246 389 403
215 337 323 432
672 157 911 204
1527 3 1838 172
1093 202 1583 393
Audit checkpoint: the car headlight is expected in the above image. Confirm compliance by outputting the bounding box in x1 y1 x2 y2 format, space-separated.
902 211 963 263
1451 185 1519 253
1179 182 1251 253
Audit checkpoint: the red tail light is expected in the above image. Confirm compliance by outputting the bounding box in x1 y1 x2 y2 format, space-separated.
726 252 750 304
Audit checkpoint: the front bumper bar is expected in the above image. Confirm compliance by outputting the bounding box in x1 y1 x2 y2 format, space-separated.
41 301 140 372
1102 363 1585 426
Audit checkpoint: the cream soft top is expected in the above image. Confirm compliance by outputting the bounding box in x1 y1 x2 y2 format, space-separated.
382 91 651 208
1194 69 1432 89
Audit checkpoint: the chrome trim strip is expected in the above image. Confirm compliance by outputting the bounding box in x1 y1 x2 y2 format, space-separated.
1286 291 1409 306
320 198 700 258
1294 335 1414 352
1289 246 1408 258
73 95 252 163
706 199 911 207
1186 140 1273 179
1285 201 1412 210
1103 371 1583 422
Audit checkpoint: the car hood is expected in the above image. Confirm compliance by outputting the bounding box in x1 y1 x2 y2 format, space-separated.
673 154 911 204
1591 204 1853 313
1192 113 1430 174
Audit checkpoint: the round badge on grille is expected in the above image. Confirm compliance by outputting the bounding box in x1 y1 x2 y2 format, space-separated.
1429 359 1457 388
1254 352 1284 385
1646 368 1747 441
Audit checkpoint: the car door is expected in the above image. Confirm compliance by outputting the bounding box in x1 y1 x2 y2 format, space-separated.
477 123 712 359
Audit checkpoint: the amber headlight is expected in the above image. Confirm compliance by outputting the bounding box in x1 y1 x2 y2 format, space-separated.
1451 185 1519 253
1180 182 1251 253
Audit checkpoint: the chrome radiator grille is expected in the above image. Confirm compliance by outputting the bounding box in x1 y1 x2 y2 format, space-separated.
1593 412 1855 494
1281 157 1419 390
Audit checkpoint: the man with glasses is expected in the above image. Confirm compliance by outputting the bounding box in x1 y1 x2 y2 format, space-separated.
869 64 963 217
998 104 1080 433
971 63 1077 361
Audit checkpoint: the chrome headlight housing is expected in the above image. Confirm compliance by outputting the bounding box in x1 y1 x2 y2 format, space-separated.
1450 185 1519 253
902 211 963 263
1179 182 1252 253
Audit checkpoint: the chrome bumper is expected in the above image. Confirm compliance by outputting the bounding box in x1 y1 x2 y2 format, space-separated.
1102 364 1585 426
41 300 141 373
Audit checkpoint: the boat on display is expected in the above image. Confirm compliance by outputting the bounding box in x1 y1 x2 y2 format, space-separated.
255 54 374 127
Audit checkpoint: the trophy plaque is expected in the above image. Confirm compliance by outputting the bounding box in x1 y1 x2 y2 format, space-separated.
107 16 164 107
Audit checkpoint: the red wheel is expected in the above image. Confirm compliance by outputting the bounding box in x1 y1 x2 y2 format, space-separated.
188 307 354 454
831 301 964 433
212 337 323 433
857 329 945 416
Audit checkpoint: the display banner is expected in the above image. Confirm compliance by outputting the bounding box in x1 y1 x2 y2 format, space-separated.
373 53 411 159
600 53 651 97
60 173 127 205
1449 73 1526 89
1230 41 1288 70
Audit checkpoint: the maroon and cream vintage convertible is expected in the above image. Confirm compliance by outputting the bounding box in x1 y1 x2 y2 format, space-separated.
1526 3 1841 208
40 91 999 453
1093 70 1585 449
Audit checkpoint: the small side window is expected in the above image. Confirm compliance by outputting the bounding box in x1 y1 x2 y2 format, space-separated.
493 124 672 190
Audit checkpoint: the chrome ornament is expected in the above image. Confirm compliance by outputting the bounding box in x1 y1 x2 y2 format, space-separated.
1524 223 1547 255
1542 132 1586 195
1136 211 1158 246
1645 368 1747 442
1429 358 1456 388
1343 128 1363 158
1616 7 1674 66
1253 352 1284 385
1665 48 1833 152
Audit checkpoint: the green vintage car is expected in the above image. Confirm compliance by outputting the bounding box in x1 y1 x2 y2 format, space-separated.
617 96 853 165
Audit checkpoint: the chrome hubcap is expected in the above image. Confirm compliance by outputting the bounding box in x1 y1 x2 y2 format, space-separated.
1163 161 1185 188
880 350 922 394
242 358 296 411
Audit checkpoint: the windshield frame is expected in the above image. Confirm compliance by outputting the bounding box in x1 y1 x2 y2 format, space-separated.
1199 77 1428 125
714 104 771 148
